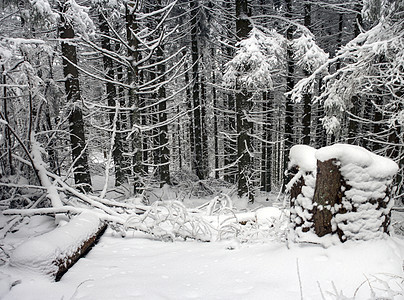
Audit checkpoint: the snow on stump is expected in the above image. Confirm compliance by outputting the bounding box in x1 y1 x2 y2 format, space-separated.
10 211 106 281
288 144 398 244
286 145 317 242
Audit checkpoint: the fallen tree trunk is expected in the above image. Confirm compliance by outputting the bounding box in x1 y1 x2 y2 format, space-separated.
10 212 106 281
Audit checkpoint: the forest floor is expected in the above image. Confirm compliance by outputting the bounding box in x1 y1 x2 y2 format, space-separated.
1 179 404 300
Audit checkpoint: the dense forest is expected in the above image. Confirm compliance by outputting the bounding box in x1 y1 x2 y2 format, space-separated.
0 1 404 298
0 0 403 204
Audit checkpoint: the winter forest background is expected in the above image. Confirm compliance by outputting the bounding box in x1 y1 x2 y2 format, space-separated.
0 0 403 203
0 0 404 298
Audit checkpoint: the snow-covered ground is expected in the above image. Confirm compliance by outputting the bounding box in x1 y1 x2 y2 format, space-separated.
1 211 403 300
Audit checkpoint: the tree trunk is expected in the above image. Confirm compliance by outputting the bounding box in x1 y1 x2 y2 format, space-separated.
99 10 125 186
302 3 312 146
282 0 295 192
156 44 170 186
348 5 363 146
212 53 219 179
261 91 272 192
125 2 142 193
184 52 195 171
200 69 209 178
190 0 205 180
235 0 253 201
312 159 342 237
1 63 14 176
59 2 92 192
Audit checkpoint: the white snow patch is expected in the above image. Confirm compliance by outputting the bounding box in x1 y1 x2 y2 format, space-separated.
1 230 403 300
288 145 317 173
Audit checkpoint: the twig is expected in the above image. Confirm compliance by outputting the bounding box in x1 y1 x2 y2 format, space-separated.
296 258 304 300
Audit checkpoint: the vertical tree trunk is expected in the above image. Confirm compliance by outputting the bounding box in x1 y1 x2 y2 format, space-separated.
190 0 206 180
200 68 209 178
156 41 170 186
282 0 295 192
223 42 237 183
212 52 219 179
184 52 195 171
261 91 272 192
348 5 363 146
302 3 311 146
115 43 128 178
177 105 183 170
99 10 125 186
235 0 253 201
1 63 14 176
59 2 92 192
125 2 142 193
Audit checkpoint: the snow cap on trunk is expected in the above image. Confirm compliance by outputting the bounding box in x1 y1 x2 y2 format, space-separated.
315 144 398 179
288 145 317 173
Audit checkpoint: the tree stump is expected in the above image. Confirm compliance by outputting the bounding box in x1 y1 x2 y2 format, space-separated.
289 144 398 244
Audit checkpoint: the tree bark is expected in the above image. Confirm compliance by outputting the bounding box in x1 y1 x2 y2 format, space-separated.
302 3 312 146
312 159 342 237
99 10 125 186
282 0 295 192
235 0 253 201
156 43 170 186
59 2 92 192
190 0 206 180
212 50 219 179
1 63 14 176
125 2 142 193
260 91 272 192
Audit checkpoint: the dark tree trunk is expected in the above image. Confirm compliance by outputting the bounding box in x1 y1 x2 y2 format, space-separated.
200 69 209 178
1 63 14 176
235 0 253 201
224 92 237 183
212 54 219 179
261 92 272 192
156 44 170 186
59 2 92 192
348 5 363 146
312 159 342 237
99 10 125 186
302 3 312 146
348 95 360 145
190 0 206 180
282 0 295 192
115 43 129 177
223 40 237 183
125 2 142 193
184 53 195 171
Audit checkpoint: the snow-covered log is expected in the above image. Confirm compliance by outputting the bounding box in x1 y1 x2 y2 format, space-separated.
288 144 398 244
9 211 106 281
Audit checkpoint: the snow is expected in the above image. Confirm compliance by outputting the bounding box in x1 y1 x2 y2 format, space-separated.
293 32 328 73
316 144 399 179
255 207 282 224
288 145 317 173
223 27 285 91
1 228 403 300
8 212 102 278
